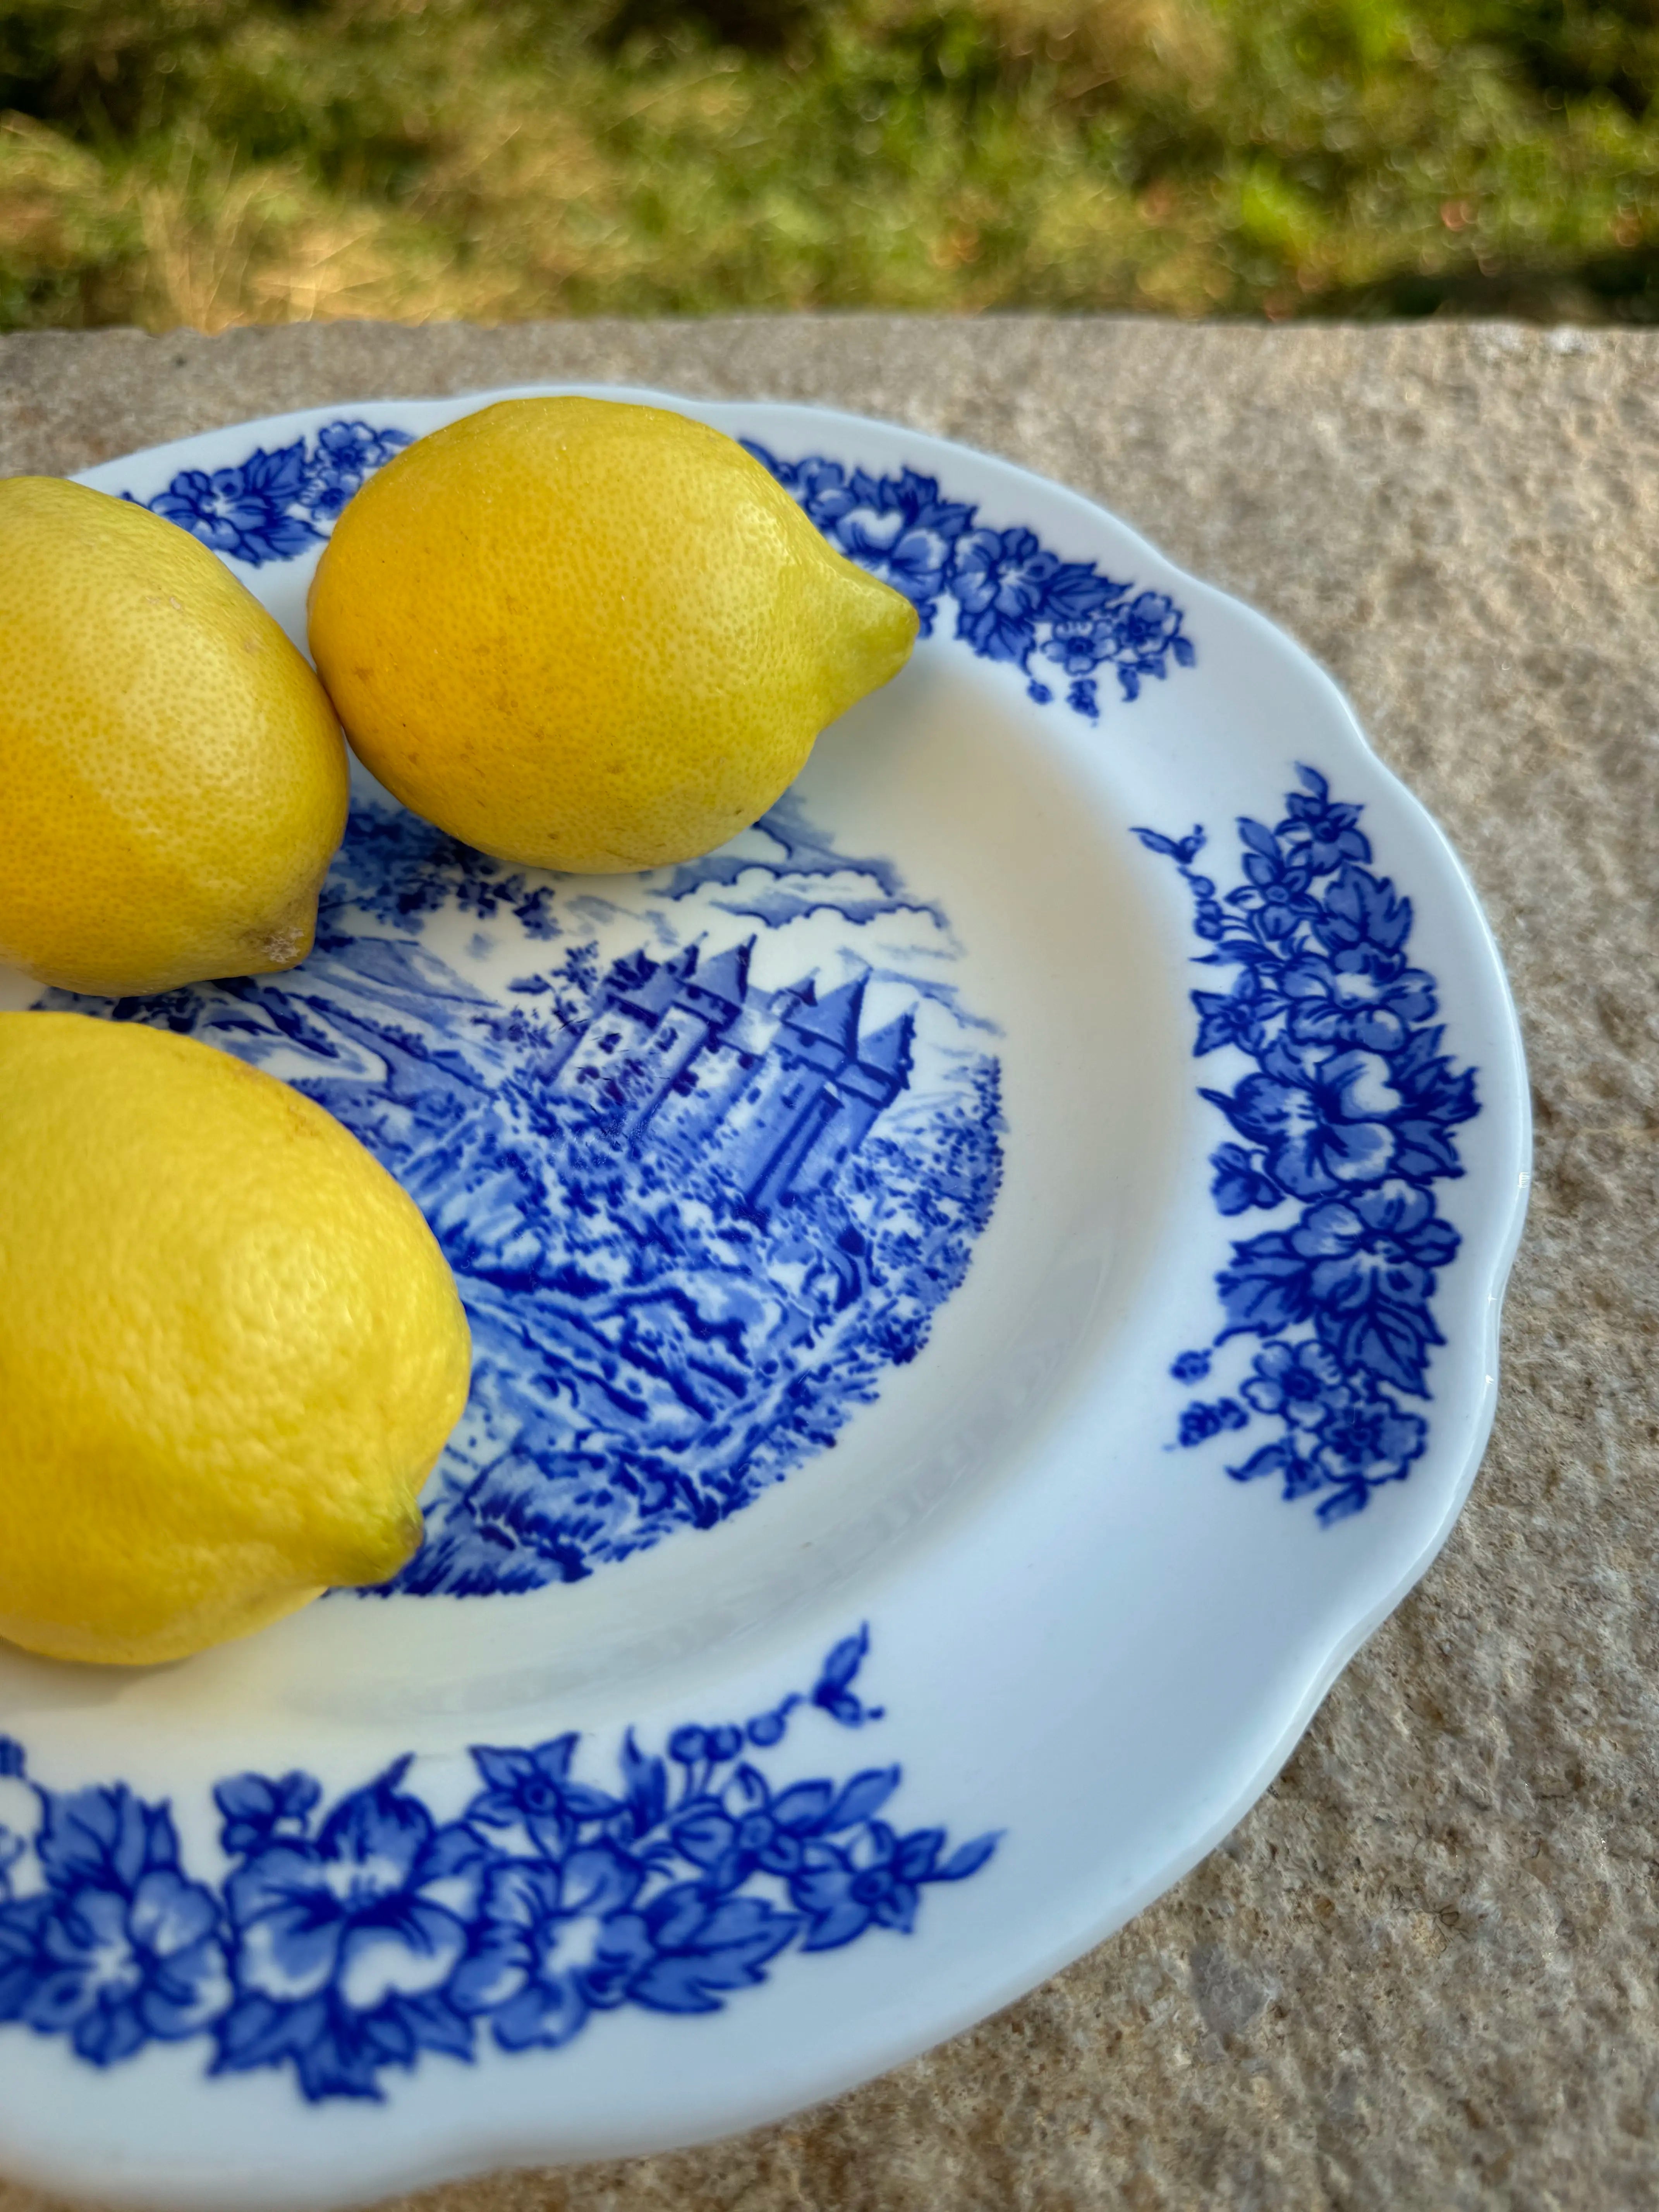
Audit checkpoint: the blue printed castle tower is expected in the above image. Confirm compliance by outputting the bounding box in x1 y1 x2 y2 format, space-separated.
541 940 915 1215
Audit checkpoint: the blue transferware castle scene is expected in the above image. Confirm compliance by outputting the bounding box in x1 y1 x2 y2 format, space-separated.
538 938 915 1216
53 789 1004 1597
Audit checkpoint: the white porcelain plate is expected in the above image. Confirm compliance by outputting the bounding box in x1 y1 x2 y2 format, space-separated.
0 388 1529 2209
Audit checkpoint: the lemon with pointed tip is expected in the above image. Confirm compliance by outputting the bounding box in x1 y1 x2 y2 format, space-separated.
0 476 348 999
307 397 919 872
0 1013 472 1668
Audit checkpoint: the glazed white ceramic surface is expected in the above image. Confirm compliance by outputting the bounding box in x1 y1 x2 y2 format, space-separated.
0 389 1528 2209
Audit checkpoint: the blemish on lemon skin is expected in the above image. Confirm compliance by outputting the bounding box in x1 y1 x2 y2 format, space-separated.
253 920 310 969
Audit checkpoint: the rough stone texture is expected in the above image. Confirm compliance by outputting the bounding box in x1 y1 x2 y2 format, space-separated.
1 316 1655 2212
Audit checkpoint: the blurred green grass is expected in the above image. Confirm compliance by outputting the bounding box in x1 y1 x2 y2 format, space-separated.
0 0 1655 331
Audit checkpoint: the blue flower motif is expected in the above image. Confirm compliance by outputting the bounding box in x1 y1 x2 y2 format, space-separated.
0 1631 998 2101
30 1871 227 2066
0 1787 228 2067
1138 766 1479 1522
1281 947 1437 1054
1042 618 1118 677
951 527 1061 665
304 420 412 522
466 1738 621 1858
820 468 974 637
1230 1367 1426 1520
1215 1181 1460 1399
133 419 414 567
215 1765 483 2100
1192 963 1285 1058
1230 819 1317 942
1114 606 1196 697
672 1763 900 1891
1116 589 1181 658
149 441 322 565
451 1847 651 2049
1311 1391 1426 1494
1277 770 1370 872
1105 590 1190 700
1290 1181 1460 1395
747 436 1193 712
1240 1339 1347 1426
1204 1039 1400 1200
791 1819 994 1950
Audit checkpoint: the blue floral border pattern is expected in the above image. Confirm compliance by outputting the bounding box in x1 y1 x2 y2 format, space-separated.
1135 768 1480 1525
742 439 1194 720
123 419 414 564
117 416 1194 726
0 1628 995 2102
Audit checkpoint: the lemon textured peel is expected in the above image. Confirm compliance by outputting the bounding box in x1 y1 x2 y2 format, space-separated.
0 1013 472 1667
307 397 919 873
0 477 349 998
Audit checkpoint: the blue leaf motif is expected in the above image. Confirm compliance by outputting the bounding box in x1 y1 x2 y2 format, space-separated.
1209 1142 1283 1215
629 1891 802 2014
617 1731 669 1840
936 1834 1001 1881
149 446 324 566
826 1768 902 1831
1314 865 1413 958
1216 1231 1312 1338
214 1773 322 1857
1132 824 1206 867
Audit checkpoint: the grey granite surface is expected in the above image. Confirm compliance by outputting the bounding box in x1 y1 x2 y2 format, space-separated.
1 316 1655 2211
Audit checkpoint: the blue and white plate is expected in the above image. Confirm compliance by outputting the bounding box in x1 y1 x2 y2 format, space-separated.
0 388 1528 2208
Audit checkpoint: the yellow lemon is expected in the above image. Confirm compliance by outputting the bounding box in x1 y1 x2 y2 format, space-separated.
0 1013 472 1667
307 397 919 872
0 477 349 998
